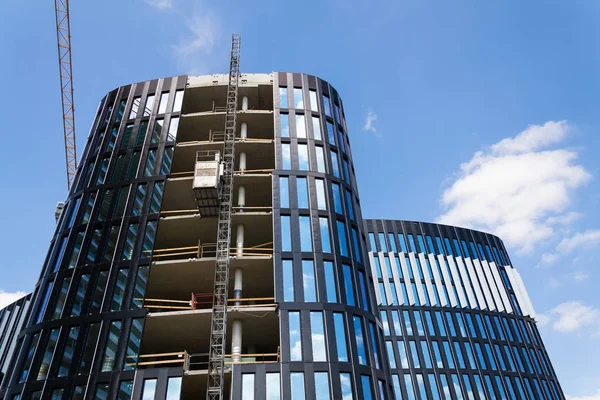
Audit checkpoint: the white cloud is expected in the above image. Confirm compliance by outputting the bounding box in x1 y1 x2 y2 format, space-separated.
437 121 591 253
547 211 583 225
541 252 560 265
0 290 27 309
536 313 550 327
572 271 590 282
171 11 219 74
145 0 173 9
491 120 570 155
549 301 600 333
568 390 600 400
557 230 600 254
363 110 382 137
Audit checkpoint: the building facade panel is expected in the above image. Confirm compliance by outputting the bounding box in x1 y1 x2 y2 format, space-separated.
365 219 565 400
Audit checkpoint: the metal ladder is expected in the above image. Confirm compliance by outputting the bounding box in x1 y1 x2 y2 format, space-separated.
206 33 241 400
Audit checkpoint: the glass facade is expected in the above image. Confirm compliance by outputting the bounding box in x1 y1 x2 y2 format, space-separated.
1 76 186 400
366 220 565 400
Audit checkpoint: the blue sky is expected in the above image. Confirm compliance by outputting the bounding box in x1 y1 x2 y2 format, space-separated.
1 0 599 397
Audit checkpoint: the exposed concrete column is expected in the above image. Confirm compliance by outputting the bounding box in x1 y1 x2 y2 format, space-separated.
236 224 244 257
238 185 246 211
241 122 248 139
232 319 242 363
242 96 249 111
239 152 247 172
234 268 243 306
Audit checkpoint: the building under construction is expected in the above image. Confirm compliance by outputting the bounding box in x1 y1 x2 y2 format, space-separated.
0 64 566 400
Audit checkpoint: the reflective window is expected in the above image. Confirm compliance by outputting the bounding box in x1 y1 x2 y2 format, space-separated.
282 260 294 302
414 311 425 336
397 340 410 368
298 144 309 170
324 262 337 302
57 326 79 377
142 379 157 400
353 316 368 365
443 341 455 368
337 220 349 257
281 114 289 137
296 115 307 138
407 234 417 253
118 381 133 400
95 385 109 400
122 223 138 260
397 234 408 253
173 90 183 112
18 333 39 383
123 318 144 370
101 320 122 372
129 97 141 119
279 177 289 208
242 374 254 399
320 218 332 253
131 266 149 309
52 277 71 319
417 235 426 253
312 116 322 140
314 372 330 400
340 373 354 400
36 328 59 380
368 322 381 368
315 179 327 210
282 143 291 169
453 342 465 369
167 117 179 141
404 374 417 400
71 274 90 316
358 271 369 311
323 96 331 116
333 313 349 361
326 122 335 144
281 216 292 251
361 375 373 400
291 373 305 400
297 177 309 208
409 340 420 368
110 269 129 311
79 323 100 375
330 151 340 177
36 282 54 323
266 373 281 400
316 146 326 172
152 119 164 143
343 264 356 306
387 341 396 368
143 149 157 176
332 183 343 214
303 260 317 302
300 216 313 251
289 312 302 361
309 90 319 112
279 87 288 108
91 270 108 313
352 229 362 262
132 184 147 216
310 312 327 361
158 92 169 114
293 88 303 108
403 310 414 335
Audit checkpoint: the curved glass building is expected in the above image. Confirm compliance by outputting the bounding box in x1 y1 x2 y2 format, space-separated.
365 220 565 400
0 72 563 400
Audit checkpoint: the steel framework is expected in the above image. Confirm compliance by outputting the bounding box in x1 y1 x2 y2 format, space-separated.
54 0 77 189
206 33 241 400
